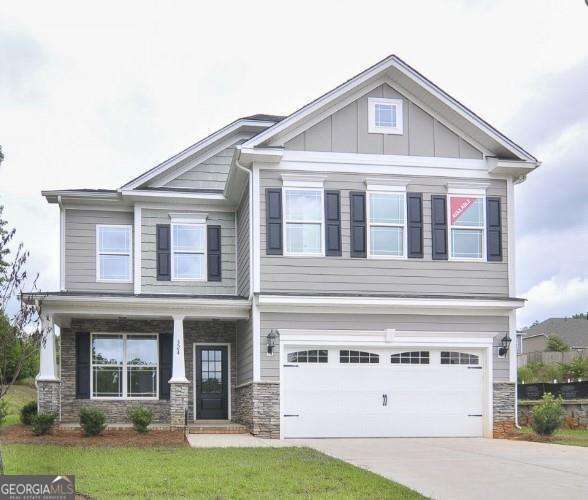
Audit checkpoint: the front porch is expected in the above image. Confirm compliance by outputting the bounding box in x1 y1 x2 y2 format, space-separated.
32 292 251 430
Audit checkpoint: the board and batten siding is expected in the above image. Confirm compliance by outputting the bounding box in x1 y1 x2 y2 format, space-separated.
236 317 253 385
260 170 509 296
141 208 236 294
64 209 134 293
161 141 246 191
236 180 250 297
260 312 510 382
283 84 483 159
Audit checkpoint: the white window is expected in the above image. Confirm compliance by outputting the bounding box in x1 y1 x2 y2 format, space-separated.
368 98 403 135
448 195 485 260
283 188 324 256
91 333 158 399
171 223 206 280
96 225 132 282
367 191 407 258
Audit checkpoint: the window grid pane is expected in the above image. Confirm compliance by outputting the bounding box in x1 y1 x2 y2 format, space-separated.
286 223 321 254
451 229 483 259
99 226 130 253
173 253 204 279
339 350 379 364
375 104 396 128
369 193 405 224
287 350 328 363
172 224 205 252
390 351 430 365
440 351 479 365
285 190 322 222
370 226 403 256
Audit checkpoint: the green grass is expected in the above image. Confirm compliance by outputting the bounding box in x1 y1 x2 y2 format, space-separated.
1 381 36 426
0 445 422 499
519 426 588 447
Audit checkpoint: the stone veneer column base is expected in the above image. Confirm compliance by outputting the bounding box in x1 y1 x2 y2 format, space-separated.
37 380 61 417
493 382 516 437
234 382 280 438
170 382 189 429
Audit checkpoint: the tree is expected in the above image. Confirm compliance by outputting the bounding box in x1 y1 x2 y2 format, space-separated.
570 312 588 320
546 335 570 353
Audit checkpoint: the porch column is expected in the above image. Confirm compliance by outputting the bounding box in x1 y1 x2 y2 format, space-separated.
37 315 61 416
169 315 189 428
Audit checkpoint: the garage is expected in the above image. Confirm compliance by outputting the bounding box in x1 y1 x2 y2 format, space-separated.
282 346 486 438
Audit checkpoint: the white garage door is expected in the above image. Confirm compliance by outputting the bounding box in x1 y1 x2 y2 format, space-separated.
282 347 485 438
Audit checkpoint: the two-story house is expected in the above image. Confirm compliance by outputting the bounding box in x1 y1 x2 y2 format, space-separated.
28 55 539 439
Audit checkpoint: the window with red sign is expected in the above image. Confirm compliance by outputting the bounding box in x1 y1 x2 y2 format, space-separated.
448 195 485 259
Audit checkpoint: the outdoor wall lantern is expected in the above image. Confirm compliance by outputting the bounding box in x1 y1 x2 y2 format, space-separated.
267 329 279 356
498 334 512 357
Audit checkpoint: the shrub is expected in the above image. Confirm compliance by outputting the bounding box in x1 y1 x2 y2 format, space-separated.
546 335 570 352
531 393 564 436
31 412 56 435
0 398 8 426
79 407 106 436
20 401 38 425
128 406 153 433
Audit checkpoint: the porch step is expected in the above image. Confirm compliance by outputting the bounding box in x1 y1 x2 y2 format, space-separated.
188 420 249 434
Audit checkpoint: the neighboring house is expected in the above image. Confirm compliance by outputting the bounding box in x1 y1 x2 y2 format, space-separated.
27 55 540 439
521 318 588 353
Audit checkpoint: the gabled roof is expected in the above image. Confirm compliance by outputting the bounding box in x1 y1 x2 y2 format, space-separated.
523 318 588 347
242 54 537 163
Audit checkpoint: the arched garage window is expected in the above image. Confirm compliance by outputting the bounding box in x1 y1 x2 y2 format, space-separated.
339 350 379 364
287 350 328 363
441 351 479 365
390 351 429 364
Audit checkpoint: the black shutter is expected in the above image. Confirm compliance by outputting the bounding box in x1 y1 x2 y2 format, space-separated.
207 225 222 281
159 334 173 401
75 332 90 399
431 195 448 260
486 197 503 261
266 188 283 255
350 191 367 258
407 193 423 259
156 224 171 281
324 190 342 256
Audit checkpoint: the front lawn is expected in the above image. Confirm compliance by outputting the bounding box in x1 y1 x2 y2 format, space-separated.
1 381 36 425
517 427 588 447
1 445 422 499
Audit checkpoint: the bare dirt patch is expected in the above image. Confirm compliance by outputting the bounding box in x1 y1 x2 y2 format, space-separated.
0 425 187 447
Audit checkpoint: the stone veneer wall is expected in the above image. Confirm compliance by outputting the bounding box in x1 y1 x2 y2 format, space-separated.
60 318 237 425
233 383 253 430
37 380 61 416
234 382 279 438
170 383 189 428
493 382 516 437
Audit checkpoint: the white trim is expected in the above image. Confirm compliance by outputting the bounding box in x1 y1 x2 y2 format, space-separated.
252 298 261 382
133 206 141 295
446 181 490 196
447 194 487 262
509 310 517 383
90 332 159 400
193 342 232 421
368 97 404 135
252 163 261 293
170 222 207 282
95 224 133 283
366 190 407 260
59 203 65 291
365 178 410 192
37 316 59 382
135 202 235 213
169 212 208 224
281 173 327 188
282 186 325 257
120 190 225 201
507 177 516 297
485 345 494 437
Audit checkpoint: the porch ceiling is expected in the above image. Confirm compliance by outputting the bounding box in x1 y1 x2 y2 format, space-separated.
23 292 251 327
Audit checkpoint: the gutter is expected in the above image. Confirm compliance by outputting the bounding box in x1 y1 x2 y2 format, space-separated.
234 155 254 301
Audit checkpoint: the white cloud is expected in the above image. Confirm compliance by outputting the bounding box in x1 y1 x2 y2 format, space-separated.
519 278 588 328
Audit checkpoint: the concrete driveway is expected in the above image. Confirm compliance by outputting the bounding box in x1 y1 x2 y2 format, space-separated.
295 438 588 500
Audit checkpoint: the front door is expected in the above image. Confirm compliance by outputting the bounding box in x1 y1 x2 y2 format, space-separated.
195 346 228 420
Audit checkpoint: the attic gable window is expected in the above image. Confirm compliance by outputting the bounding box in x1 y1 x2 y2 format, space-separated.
368 98 403 135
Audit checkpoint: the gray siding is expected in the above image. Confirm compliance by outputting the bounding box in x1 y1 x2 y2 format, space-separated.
284 84 483 159
260 312 510 382
260 170 509 296
141 208 236 294
236 181 250 297
162 141 245 191
236 317 253 385
64 209 134 293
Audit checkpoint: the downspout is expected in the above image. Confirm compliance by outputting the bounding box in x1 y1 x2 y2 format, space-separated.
234 157 254 301
514 335 521 429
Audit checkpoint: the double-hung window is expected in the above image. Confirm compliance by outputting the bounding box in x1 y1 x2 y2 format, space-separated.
91 333 158 399
448 195 485 260
367 191 407 258
171 222 206 280
96 225 132 282
283 188 324 256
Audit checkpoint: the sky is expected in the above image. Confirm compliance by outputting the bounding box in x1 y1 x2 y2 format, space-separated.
0 0 587 328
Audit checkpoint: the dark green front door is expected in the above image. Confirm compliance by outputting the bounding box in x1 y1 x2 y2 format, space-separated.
196 346 228 419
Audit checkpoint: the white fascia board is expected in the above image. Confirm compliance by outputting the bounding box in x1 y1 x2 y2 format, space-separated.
119 190 235 209
238 147 284 166
487 158 539 178
120 119 276 191
42 191 121 204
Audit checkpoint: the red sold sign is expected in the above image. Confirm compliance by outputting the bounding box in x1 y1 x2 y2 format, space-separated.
450 197 476 225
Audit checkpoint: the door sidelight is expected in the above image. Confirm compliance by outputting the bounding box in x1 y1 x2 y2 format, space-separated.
382 394 388 406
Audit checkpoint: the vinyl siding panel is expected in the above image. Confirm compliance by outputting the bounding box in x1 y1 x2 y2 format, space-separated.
64 209 134 293
236 181 250 297
284 84 483 159
236 317 253 385
141 209 235 294
260 170 509 296
260 312 510 382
